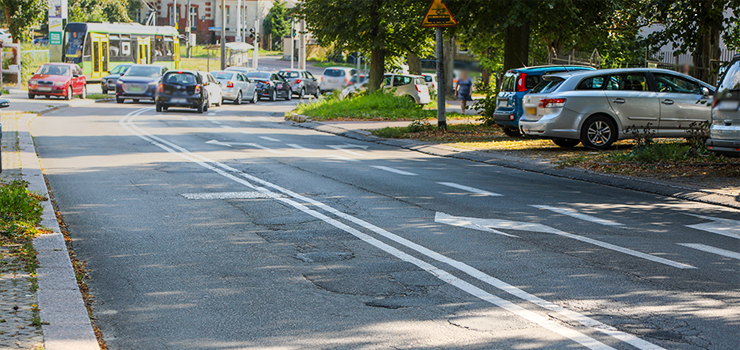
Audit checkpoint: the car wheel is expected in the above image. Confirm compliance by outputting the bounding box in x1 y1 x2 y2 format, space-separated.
252 91 258 103
28 93 35 99
116 97 124 104
286 90 292 101
552 138 581 148
156 104 162 112
133 99 140 103
270 89 276 101
299 88 305 99
80 85 87 99
501 127 521 138
65 87 73 100
163 106 168 111
204 98 209 112
102 88 108 95
315 87 321 98
581 115 617 150
234 91 242 105
197 102 204 114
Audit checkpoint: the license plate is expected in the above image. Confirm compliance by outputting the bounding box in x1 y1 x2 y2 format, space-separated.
526 107 536 115
170 98 187 104
38 87 52 92
129 86 142 92
277 84 283 89
497 99 508 107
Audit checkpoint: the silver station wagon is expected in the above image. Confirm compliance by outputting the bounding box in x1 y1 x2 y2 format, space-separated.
519 68 715 149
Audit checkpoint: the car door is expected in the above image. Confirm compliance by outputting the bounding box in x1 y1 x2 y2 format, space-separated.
272 74 285 95
604 72 660 131
652 72 713 133
208 74 222 102
304 72 315 93
242 74 255 96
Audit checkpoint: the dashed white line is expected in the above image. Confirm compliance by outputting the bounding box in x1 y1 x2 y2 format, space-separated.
328 154 360 162
371 165 417 176
259 136 281 142
678 243 740 260
685 214 740 240
208 113 216 116
532 205 624 227
438 182 502 197
181 117 188 121
220 124 252 134
287 144 315 151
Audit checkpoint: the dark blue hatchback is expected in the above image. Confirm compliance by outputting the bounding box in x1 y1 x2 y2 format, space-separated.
494 65 594 137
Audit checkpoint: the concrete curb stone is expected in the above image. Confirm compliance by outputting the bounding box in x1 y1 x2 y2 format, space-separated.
291 120 740 210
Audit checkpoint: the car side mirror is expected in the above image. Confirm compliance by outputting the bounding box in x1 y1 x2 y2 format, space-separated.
73 74 79 78
701 87 710 98
0 99 10 108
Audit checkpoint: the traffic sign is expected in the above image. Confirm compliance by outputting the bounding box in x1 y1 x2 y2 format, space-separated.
421 0 457 28
50 32 62 45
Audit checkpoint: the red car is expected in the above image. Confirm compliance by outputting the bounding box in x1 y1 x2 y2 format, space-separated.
28 63 87 100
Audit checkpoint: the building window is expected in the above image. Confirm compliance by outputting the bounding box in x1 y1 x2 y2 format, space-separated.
226 7 230 26
189 6 198 27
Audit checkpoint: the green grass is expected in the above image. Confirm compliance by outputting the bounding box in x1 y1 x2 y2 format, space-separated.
294 91 442 121
0 180 45 240
180 57 218 72
86 93 112 100
604 143 729 164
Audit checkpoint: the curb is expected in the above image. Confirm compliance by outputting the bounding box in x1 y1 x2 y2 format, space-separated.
290 120 740 210
18 114 100 350
35 98 115 116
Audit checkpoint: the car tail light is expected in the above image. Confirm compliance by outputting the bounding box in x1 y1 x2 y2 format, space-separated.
415 84 422 93
158 83 163 93
295 79 301 84
711 98 720 109
227 81 234 88
539 98 566 108
345 77 350 85
195 85 201 94
516 73 529 92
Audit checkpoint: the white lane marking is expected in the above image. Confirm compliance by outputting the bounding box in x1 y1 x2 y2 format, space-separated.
532 205 624 227
287 144 315 152
181 117 188 121
327 144 369 156
208 113 216 116
435 212 694 269
371 165 417 176
678 243 740 260
119 109 621 350
181 191 282 200
259 136 281 142
220 124 253 134
435 212 518 238
205 140 282 154
685 214 740 240
438 182 503 197
241 117 252 122
328 154 360 162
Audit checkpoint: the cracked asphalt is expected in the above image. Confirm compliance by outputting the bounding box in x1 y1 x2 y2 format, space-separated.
28 99 740 350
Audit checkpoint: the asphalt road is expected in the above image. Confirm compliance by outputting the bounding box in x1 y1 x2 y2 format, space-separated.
30 98 740 350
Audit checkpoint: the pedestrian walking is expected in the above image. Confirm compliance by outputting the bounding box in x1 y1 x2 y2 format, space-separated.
456 71 473 113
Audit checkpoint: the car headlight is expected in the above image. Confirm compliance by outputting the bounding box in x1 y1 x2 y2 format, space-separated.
29 80 37 85
54 81 65 86
117 80 123 86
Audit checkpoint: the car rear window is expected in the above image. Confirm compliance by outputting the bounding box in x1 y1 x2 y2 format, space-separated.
501 72 516 92
164 72 197 84
424 76 433 82
247 72 271 80
211 72 234 80
531 77 565 93
324 69 345 77
577 76 606 90
718 60 740 92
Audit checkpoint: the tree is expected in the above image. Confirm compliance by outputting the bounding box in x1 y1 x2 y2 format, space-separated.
297 0 433 92
0 0 45 42
69 0 136 23
643 0 740 81
263 0 290 51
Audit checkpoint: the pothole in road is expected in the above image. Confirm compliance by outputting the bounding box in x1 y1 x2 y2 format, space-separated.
295 251 354 263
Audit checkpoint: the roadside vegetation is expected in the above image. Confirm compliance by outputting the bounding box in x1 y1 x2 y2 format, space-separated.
0 180 46 276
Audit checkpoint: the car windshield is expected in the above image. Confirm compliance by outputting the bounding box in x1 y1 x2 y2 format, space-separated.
126 66 162 77
531 77 565 93
424 76 433 82
164 73 197 84
247 72 271 80
280 71 301 78
324 69 345 77
211 72 234 80
37 65 70 76
718 61 740 92
112 65 130 75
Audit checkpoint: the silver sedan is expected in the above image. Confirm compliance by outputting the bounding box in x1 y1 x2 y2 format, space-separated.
519 68 715 149
210 70 258 104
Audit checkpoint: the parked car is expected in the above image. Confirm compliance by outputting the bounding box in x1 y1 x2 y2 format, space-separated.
246 71 292 101
225 66 255 74
494 65 595 137
320 67 357 91
101 64 132 94
339 81 368 99
116 65 167 103
383 74 430 105
28 63 87 100
519 68 715 149
707 55 740 157
278 69 321 98
155 70 210 113
196 71 224 107
0 29 12 43
422 73 438 91
350 74 367 85
32 36 49 46
211 70 257 104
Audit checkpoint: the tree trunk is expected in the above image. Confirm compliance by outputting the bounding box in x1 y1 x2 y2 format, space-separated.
407 52 421 75
443 34 455 97
481 68 491 90
692 23 721 83
504 22 530 71
368 48 385 93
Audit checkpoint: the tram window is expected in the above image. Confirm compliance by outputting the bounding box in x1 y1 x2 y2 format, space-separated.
154 36 164 57
83 34 91 56
109 35 120 57
65 31 85 57
121 41 131 57
164 37 174 57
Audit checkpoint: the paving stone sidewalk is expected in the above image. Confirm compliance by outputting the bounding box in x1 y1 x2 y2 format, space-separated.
1 113 44 350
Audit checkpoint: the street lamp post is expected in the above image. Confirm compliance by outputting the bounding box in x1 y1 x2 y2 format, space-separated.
220 0 226 69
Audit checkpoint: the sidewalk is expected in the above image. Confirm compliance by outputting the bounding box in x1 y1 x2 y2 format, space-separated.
1 85 108 115
288 118 740 210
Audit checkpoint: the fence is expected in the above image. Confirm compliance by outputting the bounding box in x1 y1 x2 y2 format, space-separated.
546 49 602 68
649 48 738 84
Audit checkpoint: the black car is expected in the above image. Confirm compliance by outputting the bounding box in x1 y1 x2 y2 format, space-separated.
155 70 209 113
101 64 132 94
246 71 292 101
116 65 167 103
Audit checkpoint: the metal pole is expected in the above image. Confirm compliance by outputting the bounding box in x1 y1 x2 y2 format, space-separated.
172 0 177 26
253 18 259 69
290 20 294 69
186 0 191 58
236 0 241 42
298 19 306 70
435 27 446 129
220 0 226 69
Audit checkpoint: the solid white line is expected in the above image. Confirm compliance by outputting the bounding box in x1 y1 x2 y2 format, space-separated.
120 109 663 350
328 154 359 162
181 191 282 200
532 205 624 227
287 144 315 151
207 114 216 117
371 165 417 176
685 214 740 240
438 182 502 197
259 136 281 142
678 243 740 260
328 145 363 156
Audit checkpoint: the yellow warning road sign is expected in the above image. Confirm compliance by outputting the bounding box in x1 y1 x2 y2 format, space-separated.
421 0 457 28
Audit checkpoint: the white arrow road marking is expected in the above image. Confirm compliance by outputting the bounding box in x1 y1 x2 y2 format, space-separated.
531 205 624 227
181 191 283 200
119 107 664 350
435 212 694 269
685 214 740 240
438 182 503 197
678 243 740 260
434 212 518 238
371 165 417 176
327 144 369 156
205 140 281 153
259 136 281 142
287 144 315 151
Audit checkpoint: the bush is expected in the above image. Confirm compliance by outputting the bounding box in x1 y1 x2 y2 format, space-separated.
0 181 45 239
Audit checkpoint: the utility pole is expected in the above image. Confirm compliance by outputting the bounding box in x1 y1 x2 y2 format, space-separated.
290 19 295 70
220 0 226 69
435 28 446 129
298 19 306 70
186 0 191 58
172 0 177 26
253 18 259 69
236 0 241 42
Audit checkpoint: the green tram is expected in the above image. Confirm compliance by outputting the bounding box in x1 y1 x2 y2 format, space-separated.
63 22 181 81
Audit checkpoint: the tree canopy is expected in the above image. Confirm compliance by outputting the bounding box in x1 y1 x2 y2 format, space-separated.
263 0 290 50
0 0 46 42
